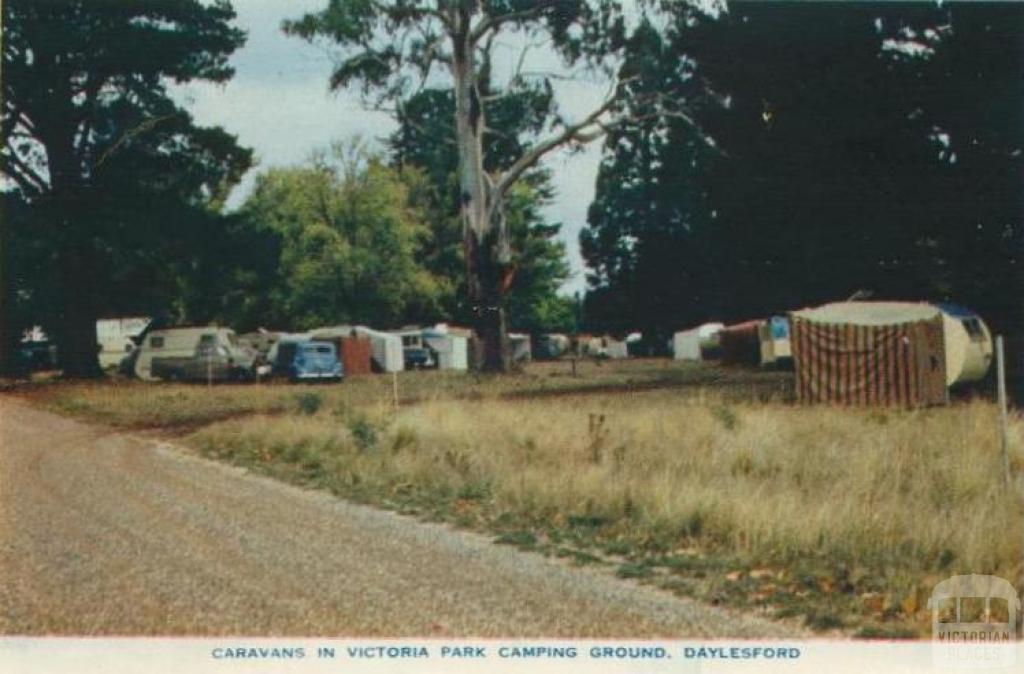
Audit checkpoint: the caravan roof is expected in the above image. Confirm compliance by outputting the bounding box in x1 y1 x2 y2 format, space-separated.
792 301 940 326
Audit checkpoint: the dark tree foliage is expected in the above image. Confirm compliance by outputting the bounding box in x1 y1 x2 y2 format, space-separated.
582 2 1024 354
2 0 252 376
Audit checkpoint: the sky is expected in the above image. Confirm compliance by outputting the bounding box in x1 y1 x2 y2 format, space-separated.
171 0 612 296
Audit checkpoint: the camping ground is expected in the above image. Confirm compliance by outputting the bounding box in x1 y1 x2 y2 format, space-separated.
6 358 1022 638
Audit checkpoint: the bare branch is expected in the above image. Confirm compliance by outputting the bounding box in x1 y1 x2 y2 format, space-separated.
491 75 719 205
1 149 48 196
493 89 621 201
93 113 178 170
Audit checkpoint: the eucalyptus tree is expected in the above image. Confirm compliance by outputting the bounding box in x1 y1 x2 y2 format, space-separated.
286 1 718 371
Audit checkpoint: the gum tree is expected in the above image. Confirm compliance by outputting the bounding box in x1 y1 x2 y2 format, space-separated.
285 0 717 371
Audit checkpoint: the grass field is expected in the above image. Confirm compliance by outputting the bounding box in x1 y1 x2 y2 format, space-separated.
10 359 1022 637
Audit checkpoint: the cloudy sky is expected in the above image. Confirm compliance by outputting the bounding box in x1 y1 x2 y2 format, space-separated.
173 0 614 295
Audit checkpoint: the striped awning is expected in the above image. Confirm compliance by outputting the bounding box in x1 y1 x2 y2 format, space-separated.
790 313 948 407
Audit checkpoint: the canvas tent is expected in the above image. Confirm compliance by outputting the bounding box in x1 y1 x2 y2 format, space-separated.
673 323 724 361
720 320 763 366
310 325 404 372
536 333 571 360
509 333 532 363
790 301 948 407
422 325 469 371
96 317 150 369
602 335 630 359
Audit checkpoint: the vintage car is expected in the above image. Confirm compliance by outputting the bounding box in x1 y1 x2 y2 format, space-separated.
268 340 345 382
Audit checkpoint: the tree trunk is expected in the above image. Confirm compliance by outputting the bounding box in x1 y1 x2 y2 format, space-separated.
55 240 102 379
465 228 512 372
42 118 103 379
0 211 24 378
452 7 512 372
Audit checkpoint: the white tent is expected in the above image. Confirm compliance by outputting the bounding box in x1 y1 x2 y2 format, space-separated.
311 325 404 373
603 336 630 359
673 322 724 361
536 333 571 359
96 317 150 369
422 326 469 371
509 333 532 363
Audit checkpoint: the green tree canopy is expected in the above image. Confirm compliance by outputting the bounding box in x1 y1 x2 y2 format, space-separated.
238 143 446 330
285 1 712 370
391 87 575 334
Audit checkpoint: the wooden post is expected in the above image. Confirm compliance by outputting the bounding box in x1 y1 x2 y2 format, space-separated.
392 370 399 409
996 335 1010 489
206 347 213 389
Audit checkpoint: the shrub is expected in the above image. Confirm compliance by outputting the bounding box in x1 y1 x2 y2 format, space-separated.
295 391 322 416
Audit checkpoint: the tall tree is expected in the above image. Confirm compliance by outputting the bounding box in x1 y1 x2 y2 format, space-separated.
285 1 713 371
391 86 574 334
582 2 1023 345
2 0 250 377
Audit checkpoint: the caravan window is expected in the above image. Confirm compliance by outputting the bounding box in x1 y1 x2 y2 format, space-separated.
149 336 164 348
197 334 218 356
402 335 421 348
961 318 984 341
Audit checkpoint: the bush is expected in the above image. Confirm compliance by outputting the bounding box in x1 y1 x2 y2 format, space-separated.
295 391 322 416
348 415 378 452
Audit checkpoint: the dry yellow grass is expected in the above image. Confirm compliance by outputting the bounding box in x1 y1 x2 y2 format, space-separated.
15 360 1022 633
188 389 1023 633
22 359 790 428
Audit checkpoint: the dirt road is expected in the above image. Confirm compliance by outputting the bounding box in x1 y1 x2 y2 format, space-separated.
0 397 799 637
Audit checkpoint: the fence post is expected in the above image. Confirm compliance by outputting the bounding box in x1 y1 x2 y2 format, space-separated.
392 370 399 409
996 335 1010 489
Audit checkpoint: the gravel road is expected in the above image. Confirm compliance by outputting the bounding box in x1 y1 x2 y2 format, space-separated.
0 396 801 637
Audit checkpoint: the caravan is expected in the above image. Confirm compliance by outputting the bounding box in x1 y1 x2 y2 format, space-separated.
134 327 256 382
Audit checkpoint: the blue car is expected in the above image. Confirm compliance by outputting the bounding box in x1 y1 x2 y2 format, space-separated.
280 341 344 382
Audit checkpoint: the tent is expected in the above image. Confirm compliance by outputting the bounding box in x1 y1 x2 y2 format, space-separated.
96 317 150 369
509 333 532 363
310 325 404 373
758 316 792 366
790 301 948 407
422 326 469 371
536 333 571 360
673 323 724 361
602 335 630 359
720 320 763 366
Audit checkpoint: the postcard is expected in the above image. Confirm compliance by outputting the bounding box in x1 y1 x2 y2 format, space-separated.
1 1 1021 672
